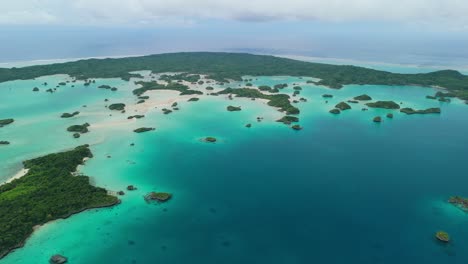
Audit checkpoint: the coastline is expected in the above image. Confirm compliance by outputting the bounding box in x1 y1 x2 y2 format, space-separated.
0 198 120 259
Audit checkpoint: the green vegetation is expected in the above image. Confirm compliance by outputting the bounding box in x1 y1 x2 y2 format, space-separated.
67 123 90 134
162 108 172 115
386 113 394 118
98 85 111 89
449 196 468 211
435 231 450 243
159 73 200 83
277 116 299 124
0 145 118 258
214 88 299 115
32 87 39 92
354 94 372 101
204 137 217 143
227 106 242 111
144 192 172 202
133 81 202 97
127 115 145 119
245 123 252 128
0 119 14 127
133 127 155 133
322 94 333 98
373 116 382 123
206 86 214 90
293 86 302 90
188 97 199 102
335 102 351 110
366 101 400 109
274 83 288 89
0 53 467 100
329 109 341 114
60 111 80 118
426 95 437 100
400 107 441 115
108 103 126 111
0 141 10 145
291 124 302 130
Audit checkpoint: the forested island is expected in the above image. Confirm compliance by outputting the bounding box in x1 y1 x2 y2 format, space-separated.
0 145 119 258
0 52 467 101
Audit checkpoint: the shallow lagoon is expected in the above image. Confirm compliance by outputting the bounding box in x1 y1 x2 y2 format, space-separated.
1 69 468 263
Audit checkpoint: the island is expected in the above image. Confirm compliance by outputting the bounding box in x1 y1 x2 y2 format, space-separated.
335 102 351 110
60 111 80 118
354 94 372 101
0 119 14 128
277 116 299 125
435 231 450 243
400 107 441 115
188 97 199 102
144 192 172 202
67 123 90 134
0 52 467 101
386 113 394 118
127 115 145 119
227 106 242 111
366 101 400 109
108 103 126 111
133 81 202 97
0 141 10 145
32 87 39 92
291 124 302 130
204 137 217 143
329 109 341 114
133 127 155 133
373 116 382 123
214 88 299 115
50 254 68 264
322 94 333 98
448 196 468 211
0 145 119 258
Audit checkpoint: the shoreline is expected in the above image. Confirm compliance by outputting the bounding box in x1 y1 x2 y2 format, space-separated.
0 198 120 259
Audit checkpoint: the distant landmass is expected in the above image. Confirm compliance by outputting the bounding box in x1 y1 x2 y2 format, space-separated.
0 52 467 100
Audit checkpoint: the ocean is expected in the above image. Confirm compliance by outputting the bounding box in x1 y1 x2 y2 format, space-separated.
0 65 468 263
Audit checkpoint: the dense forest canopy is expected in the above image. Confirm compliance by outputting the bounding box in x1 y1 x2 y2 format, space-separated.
1 52 468 99
0 145 118 258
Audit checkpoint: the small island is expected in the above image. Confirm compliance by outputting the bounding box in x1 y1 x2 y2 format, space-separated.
188 97 199 102
373 116 382 123
329 108 341 114
108 103 126 111
448 196 468 211
133 127 155 133
0 119 14 128
227 106 242 111
354 94 372 101
277 116 299 125
144 192 172 202
0 141 10 145
435 231 450 243
67 123 90 134
322 94 333 98
60 111 80 118
50 254 68 264
386 113 393 118
366 101 400 109
204 137 217 143
335 102 351 111
127 115 145 119
400 107 441 115
291 124 302 130
32 87 39 92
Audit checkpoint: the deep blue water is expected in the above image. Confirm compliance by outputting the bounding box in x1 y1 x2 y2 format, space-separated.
87 112 468 263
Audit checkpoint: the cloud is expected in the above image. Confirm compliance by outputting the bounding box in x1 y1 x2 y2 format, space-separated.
0 0 467 30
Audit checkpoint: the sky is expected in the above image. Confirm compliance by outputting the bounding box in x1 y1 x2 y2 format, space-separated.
0 0 467 66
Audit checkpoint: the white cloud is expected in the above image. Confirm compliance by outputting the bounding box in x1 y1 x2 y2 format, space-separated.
0 0 467 30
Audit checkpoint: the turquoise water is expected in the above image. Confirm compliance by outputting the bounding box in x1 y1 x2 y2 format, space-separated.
1 70 468 263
